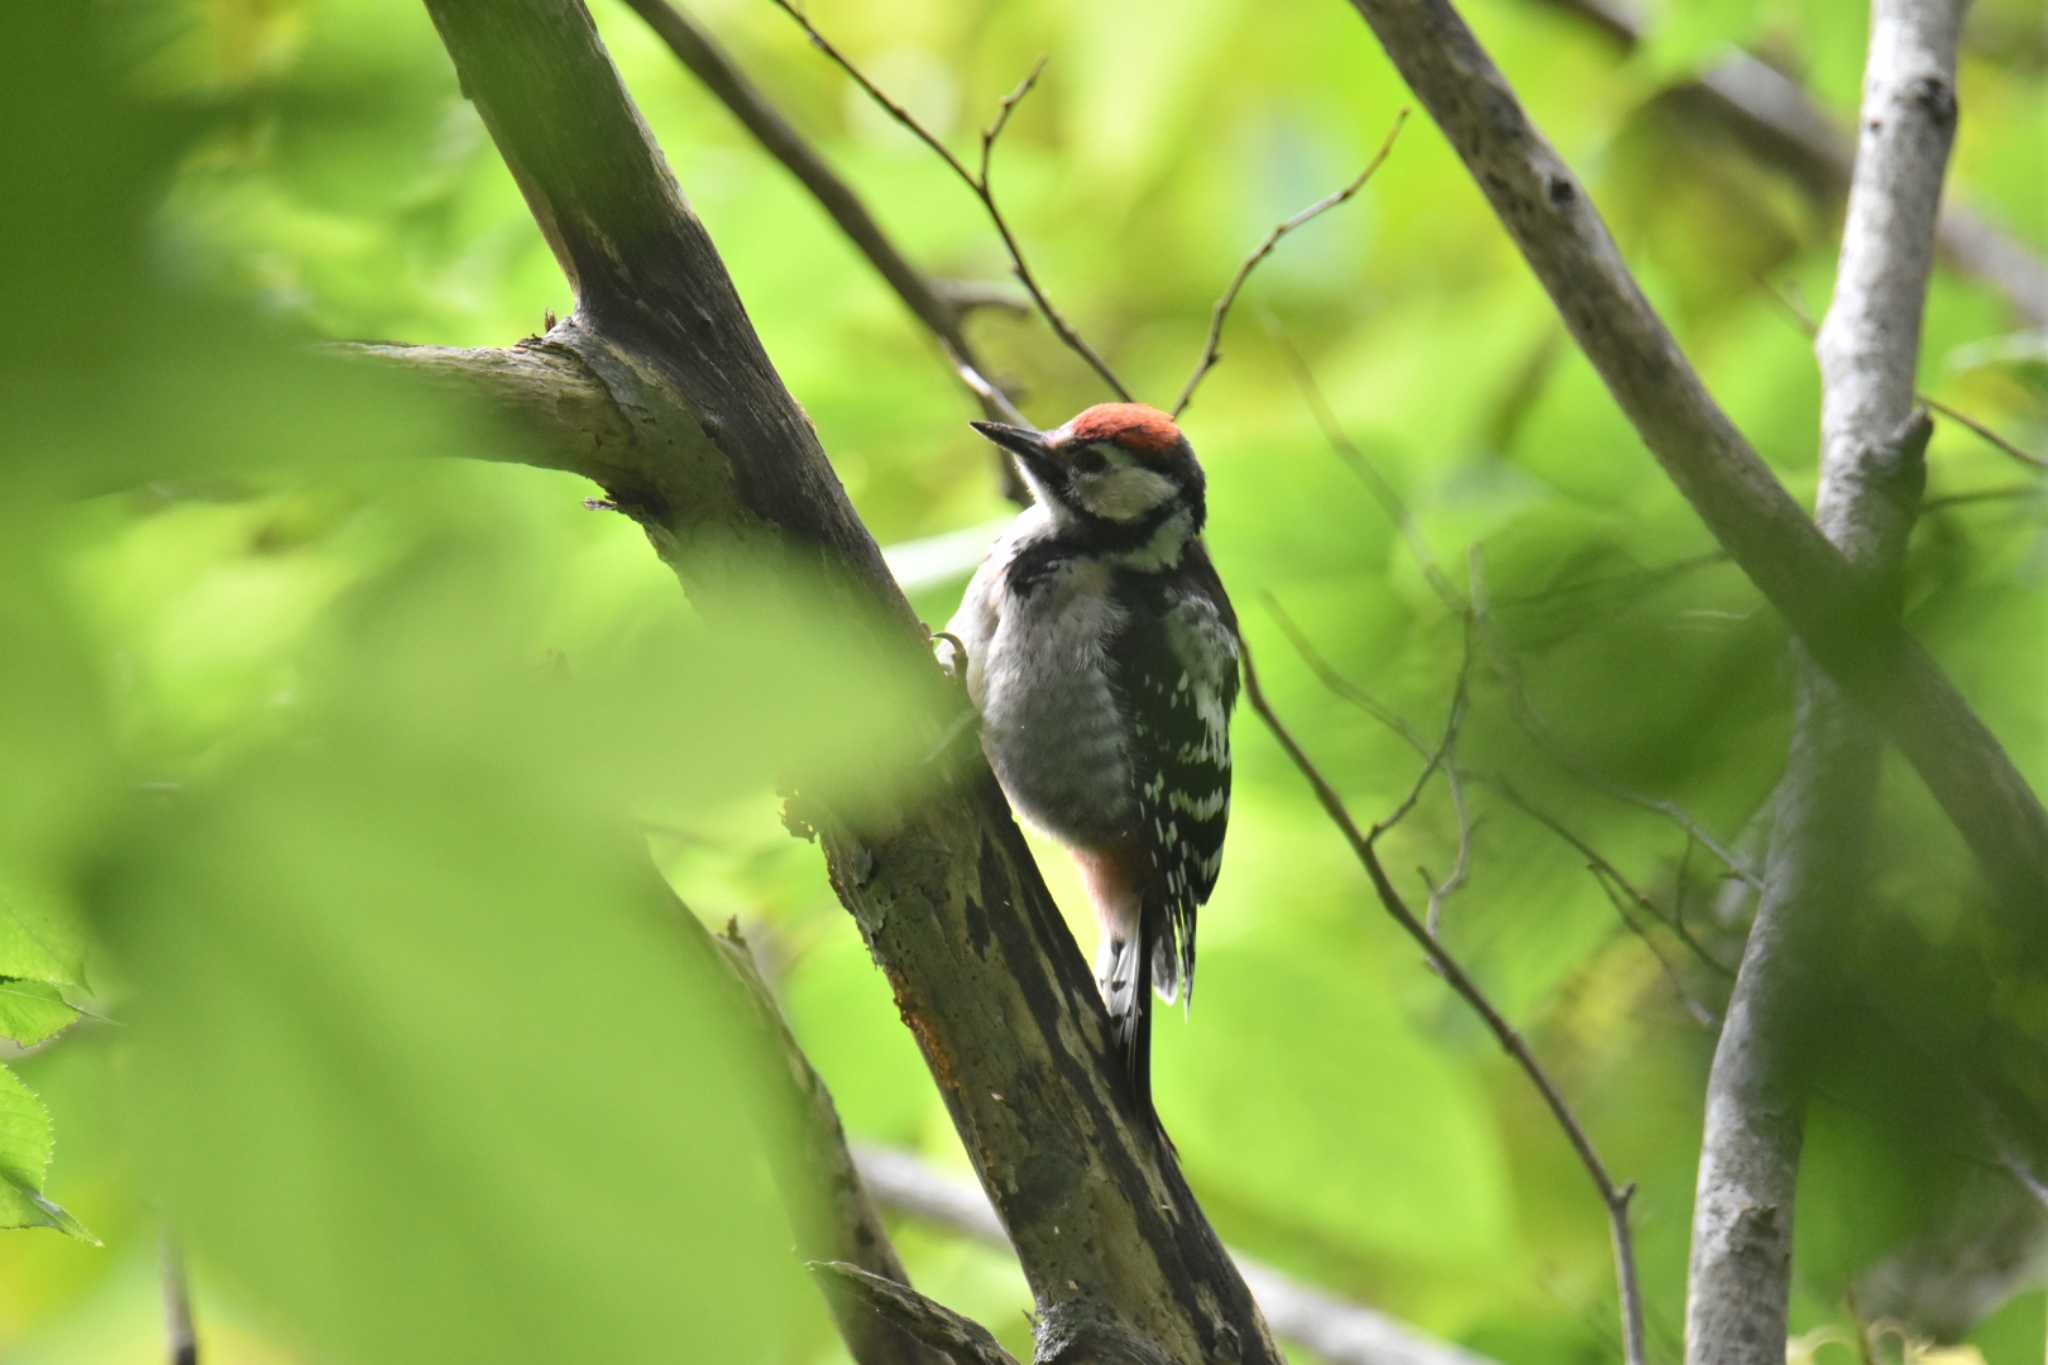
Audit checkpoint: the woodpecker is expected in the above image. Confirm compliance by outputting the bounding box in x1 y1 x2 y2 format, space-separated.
945 402 1240 1130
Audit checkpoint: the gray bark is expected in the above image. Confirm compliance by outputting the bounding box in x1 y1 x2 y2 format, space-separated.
1686 3 1963 1361
853 1145 1503 1365
1538 0 2047 326
1337 0 2047 931
810 1263 1021 1365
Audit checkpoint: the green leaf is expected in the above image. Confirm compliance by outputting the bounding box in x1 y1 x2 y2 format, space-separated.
0 1062 95 1242
0 873 89 991
0 979 81 1048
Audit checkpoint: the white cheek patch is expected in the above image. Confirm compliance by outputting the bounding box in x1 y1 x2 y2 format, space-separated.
1082 465 1178 521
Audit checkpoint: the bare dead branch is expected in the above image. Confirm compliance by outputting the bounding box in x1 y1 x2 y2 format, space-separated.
851 1145 1506 1365
1172 111 1409 418
1339 0 2048 927
618 0 1034 501
767 2 1132 401
809 1262 1021 1365
1240 641 1648 1365
1536 0 2048 326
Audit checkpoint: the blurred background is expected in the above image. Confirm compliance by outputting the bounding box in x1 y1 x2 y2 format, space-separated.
3 0 2043 1360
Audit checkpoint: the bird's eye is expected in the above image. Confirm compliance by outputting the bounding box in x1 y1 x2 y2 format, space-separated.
1070 447 1109 476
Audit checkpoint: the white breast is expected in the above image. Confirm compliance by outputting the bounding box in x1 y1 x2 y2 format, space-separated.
945 516 1137 850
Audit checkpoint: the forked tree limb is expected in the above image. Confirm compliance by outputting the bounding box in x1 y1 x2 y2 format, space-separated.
852 1145 1506 1365
1536 0 2048 327
765 0 1131 404
1338 0 2048 931
1172 112 1409 419
1688 1 1964 1358
402 1 1282 1359
1239 644 1649 1365
616 0 1032 503
809 1262 1021 1365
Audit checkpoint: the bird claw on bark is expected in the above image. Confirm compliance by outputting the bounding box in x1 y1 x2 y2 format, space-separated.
926 626 971 686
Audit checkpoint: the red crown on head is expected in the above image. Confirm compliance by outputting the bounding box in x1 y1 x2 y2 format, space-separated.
1066 403 1185 460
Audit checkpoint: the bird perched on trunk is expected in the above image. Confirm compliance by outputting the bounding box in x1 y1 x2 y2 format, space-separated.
945 402 1240 1132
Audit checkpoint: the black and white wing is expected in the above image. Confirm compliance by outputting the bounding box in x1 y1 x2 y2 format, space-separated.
1110 542 1240 1005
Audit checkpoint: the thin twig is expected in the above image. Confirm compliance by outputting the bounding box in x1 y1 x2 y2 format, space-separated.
1262 596 1430 755
1487 777 1735 980
1262 596 1477 931
1172 111 1410 418
1369 615 1473 843
1471 559 1765 889
1921 483 2048 512
1488 551 1731 612
1920 396 2048 471
1757 274 2045 473
1240 641 1648 1365
1268 322 1462 611
1425 777 1475 936
768 2 1132 401
621 0 1030 456
1587 864 1722 1027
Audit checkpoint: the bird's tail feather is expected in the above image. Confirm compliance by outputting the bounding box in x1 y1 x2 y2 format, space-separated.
1098 918 1162 1134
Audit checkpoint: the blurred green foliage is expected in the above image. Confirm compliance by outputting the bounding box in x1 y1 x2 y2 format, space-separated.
3 0 2044 1361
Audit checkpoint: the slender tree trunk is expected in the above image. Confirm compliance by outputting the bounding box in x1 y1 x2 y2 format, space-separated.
383 2 1286 1358
1686 3 1963 1359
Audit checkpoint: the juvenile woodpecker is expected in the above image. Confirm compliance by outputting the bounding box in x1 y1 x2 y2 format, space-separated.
945 402 1240 1128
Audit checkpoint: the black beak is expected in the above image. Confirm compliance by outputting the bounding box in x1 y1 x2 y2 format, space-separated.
969 420 1054 473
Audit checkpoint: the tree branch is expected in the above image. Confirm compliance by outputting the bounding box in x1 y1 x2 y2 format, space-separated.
1687 0 1963 1356
1536 0 2048 327
340 339 638 482
809 1262 1020 1365
405 2 1280 1358
1338 0 2048 932
1754 275 2044 475
682 908 947 1365
1172 111 1409 419
852 1145 1505 1365
617 0 1034 505
766 1 1132 403
1239 644 1648 1365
